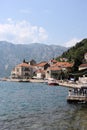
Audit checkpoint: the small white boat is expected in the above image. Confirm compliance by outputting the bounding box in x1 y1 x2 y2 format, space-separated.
48 78 59 86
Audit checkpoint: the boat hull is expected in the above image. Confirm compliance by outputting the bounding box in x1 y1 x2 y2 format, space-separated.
48 83 59 86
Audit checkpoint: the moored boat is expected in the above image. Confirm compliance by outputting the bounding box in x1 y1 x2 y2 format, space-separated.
48 78 59 86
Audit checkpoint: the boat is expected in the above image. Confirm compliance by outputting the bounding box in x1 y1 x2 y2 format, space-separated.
67 83 87 103
18 79 30 82
48 78 59 86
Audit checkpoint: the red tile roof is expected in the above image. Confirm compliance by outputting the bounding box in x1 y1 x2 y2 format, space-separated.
49 66 61 71
79 63 87 67
17 63 30 67
50 59 57 63
36 69 45 73
52 62 73 68
36 62 48 67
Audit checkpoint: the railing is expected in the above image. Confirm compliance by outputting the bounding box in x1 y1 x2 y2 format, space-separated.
68 91 87 98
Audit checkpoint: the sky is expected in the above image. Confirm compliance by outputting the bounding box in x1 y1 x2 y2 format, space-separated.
0 0 87 47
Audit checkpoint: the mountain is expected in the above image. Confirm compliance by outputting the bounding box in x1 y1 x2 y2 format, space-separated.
0 41 67 77
56 38 87 71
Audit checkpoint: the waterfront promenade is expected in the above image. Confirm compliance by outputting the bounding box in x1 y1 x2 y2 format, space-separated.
0 77 82 88
59 81 81 88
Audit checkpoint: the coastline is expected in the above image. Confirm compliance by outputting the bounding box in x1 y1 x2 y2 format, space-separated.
0 77 81 88
58 81 81 88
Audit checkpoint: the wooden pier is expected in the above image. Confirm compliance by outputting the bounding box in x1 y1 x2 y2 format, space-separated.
67 84 87 103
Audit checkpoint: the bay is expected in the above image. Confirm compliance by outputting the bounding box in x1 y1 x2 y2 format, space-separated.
0 81 87 130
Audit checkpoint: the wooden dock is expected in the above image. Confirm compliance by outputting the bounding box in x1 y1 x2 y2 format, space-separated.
67 95 87 103
67 85 87 103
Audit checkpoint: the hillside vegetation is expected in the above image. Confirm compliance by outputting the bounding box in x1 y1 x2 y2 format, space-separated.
56 38 87 71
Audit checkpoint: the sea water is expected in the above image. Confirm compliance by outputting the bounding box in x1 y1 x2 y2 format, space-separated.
0 81 87 130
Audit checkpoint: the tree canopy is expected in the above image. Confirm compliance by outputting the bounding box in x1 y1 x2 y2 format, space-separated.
56 38 87 71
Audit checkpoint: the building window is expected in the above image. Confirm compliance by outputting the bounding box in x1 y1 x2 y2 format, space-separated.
25 73 29 76
17 68 19 72
22 67 30 71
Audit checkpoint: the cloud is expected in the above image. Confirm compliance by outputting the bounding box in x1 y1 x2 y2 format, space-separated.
20 9 32 14
65 38 81 47
0 19 48 44
7 18 14 23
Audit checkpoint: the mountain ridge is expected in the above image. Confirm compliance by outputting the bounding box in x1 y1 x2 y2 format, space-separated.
0 41 67 77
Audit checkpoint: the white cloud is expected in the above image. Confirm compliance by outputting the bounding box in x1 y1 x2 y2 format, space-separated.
20 9 32 14
7 18 14 23
65 38 81 47
0 19 48 44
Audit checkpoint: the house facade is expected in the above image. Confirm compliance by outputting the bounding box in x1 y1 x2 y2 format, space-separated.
45 62 73 79
35 69 45 79
33 62 50 79
11 62 33 79
46 66 61 79
11 59 73 80
35 61 50 70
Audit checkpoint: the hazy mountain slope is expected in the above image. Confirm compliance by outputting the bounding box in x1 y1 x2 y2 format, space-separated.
0 41 67 77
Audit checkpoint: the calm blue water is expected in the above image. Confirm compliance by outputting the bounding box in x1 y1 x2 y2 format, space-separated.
0 82 87 130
